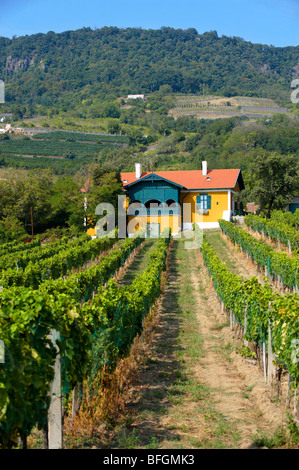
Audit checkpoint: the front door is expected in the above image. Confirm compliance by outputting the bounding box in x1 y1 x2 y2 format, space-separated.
146 223 160 238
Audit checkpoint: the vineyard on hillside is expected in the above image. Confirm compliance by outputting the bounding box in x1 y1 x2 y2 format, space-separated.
0 132 127 158
169 95 289 119
0 130 128 175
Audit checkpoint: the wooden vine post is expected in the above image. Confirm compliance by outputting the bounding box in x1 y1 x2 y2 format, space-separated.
230 309 234 330
243 305 249 348
267 318 276 385
48 329 63 449
262 341 267 381
72 383 83 422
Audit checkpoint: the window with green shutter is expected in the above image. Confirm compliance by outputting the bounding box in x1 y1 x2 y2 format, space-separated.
196 194 211 210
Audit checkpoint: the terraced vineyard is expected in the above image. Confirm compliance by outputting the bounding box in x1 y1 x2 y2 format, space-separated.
0 134 126 158
0 130 128 174
31 130 128 144
169 94 289 119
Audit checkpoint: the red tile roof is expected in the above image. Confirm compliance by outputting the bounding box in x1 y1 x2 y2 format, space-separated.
246 202 260 213
121 169 242 190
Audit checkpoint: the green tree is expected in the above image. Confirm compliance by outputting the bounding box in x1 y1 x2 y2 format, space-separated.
241 152 299 217
49 176 82 229
107 120 121 134
0 215 27 243
103 102 120 119
0 170 54 234
91 166 123 205
126 127 146 147
11 106 23 121
85 165 124 229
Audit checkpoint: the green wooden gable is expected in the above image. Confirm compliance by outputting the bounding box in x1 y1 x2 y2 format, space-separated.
125 173 184 206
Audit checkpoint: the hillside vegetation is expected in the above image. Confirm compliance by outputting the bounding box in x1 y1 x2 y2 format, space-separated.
0 27 299 114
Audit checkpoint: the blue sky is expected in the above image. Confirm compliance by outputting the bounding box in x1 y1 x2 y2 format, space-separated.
0 0 298 46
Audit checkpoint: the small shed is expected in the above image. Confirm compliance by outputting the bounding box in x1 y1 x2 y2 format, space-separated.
287 196 299 214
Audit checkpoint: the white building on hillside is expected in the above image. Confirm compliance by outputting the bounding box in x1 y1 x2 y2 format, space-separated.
127 94 145 101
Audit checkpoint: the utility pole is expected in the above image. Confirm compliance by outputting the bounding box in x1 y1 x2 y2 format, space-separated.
84 196 87 227
30 207 34 238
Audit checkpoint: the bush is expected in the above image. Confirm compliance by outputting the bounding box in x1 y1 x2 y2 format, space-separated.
0 216 27 243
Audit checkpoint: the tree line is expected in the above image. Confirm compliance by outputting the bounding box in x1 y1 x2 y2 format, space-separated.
0 26 298 114
0 165 124 242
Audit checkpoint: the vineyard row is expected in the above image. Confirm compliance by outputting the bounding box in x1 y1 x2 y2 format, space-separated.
219 219 299 292
245 213 299 252
200 230 299 386
0 231 170 448
32 130 127 143
0 233 90 272
0 140 110 157
0 233 117 289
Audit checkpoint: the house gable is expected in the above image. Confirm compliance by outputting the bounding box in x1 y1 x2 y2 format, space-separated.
124 173 184 206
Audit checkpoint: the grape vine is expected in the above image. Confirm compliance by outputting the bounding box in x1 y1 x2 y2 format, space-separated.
245 213 299 252
219 219 299 291
0 230 171 448
200 233 299 384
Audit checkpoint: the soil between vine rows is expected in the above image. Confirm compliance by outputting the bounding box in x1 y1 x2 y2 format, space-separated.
99 234 287 450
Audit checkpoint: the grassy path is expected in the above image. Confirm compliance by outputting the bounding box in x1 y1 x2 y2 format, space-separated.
204 229 268 285
103 236 286 450
241 224 294 256
204 228 295 295
203 229 241 275
117 239 158 286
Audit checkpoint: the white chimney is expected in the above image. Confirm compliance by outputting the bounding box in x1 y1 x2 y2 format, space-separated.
135 162 142 179
202 160 207 176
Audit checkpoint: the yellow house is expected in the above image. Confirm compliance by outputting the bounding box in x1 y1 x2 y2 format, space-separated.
121 161 244 236
87 161 245 237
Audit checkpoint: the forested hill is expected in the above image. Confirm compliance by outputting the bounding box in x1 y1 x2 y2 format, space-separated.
1 27 298 110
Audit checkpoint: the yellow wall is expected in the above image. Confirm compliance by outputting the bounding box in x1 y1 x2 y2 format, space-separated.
128 214 181 234
180 191 229 224
87 227 96 237
86 214 180 237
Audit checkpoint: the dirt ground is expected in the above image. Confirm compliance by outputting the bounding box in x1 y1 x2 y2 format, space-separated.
103 237 291 449
190 248 286 448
